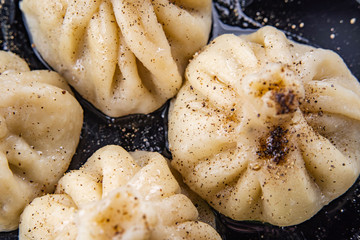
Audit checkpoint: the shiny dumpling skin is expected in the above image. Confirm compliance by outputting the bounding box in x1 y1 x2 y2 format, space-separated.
0 51 83 231
168 26 360 226
19 145 221 240
20 0 212 117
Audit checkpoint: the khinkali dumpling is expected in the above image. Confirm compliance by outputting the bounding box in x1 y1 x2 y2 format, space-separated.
0 51 83 231
168 26 360 226
20 0 212 117
19 145 221 239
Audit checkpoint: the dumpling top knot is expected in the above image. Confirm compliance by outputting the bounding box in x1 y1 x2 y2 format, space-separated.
241 62 305 121
168 26 360 226
20 0 212 117
19 145 221 240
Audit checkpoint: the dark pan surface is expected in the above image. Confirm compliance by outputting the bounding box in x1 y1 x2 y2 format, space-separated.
0 0 359 239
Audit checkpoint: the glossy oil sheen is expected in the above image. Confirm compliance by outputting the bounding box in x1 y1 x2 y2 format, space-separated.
0 0 359 239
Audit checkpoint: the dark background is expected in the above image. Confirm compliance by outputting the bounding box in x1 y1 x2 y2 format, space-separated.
0 0 359 239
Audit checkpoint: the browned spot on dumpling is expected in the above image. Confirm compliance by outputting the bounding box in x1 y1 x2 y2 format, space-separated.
272 89 296 115
257 126 289 164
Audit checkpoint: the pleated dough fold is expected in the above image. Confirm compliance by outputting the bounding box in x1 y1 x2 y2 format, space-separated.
168 26 360 226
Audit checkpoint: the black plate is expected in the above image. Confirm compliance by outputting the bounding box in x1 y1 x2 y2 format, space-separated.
0 0 360 239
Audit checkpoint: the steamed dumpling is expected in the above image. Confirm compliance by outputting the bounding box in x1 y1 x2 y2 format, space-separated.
0 51 83 231
168 26 360 226
19 145 221 240
20 0 212 117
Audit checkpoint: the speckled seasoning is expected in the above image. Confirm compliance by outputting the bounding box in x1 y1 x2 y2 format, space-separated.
20 0 212 118
19 145 221 240
0 0 360 239
0 51 83 232
169 25 360 228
